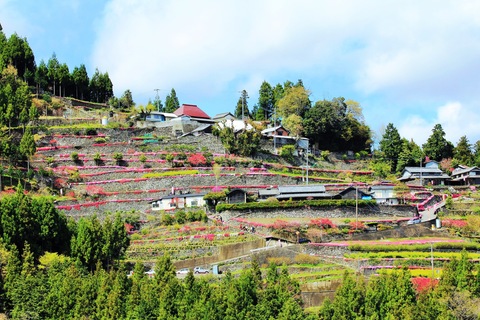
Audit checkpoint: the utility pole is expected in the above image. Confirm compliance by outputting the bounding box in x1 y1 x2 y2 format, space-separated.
420 157 423 186
154 89 161 111
355 186 358 231
306 138 309 185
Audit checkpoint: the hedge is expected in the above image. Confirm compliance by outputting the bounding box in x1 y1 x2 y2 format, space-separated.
216 199 376 212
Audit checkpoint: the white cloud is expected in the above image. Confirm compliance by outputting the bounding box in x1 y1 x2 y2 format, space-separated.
399 101 480 146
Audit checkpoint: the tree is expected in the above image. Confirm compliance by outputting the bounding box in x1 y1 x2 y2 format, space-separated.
303 98 353 151
19 127 36 171
234 90 249 119
71 215 104 270
282 114 303 138
34 60 49 96
379 123 403 171
454 135 474 166
256 81 274 121
119 89 135 110
102 213 129 269
2 33 35 84
330 271 366 319
89 68 113 103
47 53 60 96
474 140 480 167
423 124 454 161
276 85 311 119
72 64 89 100
164 88 180 113
396 138 424 173
58 63 70 97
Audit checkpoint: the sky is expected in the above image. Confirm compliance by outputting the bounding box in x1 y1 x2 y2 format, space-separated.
1 0 480 147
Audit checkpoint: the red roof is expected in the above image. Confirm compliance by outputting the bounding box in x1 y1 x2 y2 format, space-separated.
174 104 210 119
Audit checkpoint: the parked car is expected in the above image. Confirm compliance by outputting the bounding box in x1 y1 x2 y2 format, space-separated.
407 218 421 225
194 267 209 274
177 268 190 275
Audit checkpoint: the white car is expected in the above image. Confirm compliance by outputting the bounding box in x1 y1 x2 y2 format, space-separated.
194 267 209 274
177 268 190 275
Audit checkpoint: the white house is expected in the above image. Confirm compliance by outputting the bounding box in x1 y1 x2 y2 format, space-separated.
151 192 207 211
369 184 398 204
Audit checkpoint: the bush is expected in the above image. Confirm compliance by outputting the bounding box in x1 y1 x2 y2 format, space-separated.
85 128 97 136
280 145 295 163
93 153 102 165
113 152 123 165
70 152 79 162
267 257 291 266
94 137 106 143
294 253 319 265
161 214 175 226
42 93 52 103
174 210 187 224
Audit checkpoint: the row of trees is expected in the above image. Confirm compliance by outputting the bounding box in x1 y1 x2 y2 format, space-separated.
378 122 480 173
0 188 129 269
233 80 372 152
0 252 312 320
0 25 113 103
320 251 480 319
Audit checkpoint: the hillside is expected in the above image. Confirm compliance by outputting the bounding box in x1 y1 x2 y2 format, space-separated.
2 101 480 315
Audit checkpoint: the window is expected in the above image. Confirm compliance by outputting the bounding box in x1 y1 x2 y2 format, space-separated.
191 200 198 207
152 202 159 208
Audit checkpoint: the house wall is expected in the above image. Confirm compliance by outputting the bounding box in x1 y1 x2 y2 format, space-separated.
151 196 206 211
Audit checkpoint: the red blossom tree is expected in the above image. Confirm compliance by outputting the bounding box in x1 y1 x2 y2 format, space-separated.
187 153 207 166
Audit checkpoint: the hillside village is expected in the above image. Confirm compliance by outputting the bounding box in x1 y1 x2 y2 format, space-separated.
2 26 480 319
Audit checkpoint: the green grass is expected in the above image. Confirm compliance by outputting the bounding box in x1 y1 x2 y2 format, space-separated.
345 251 480 259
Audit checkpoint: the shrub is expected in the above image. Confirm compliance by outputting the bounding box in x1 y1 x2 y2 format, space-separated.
93 153 102 165
174 210 187 224
94 137 106 143
294 253 319 265
166 154 174 164
113 152 123 164
161 214 175 226
42 93 52 103
187 153 207 167
45 157 55 165
139 154 147 164
320 150 330 161
130 233 142 240
85 128 97 136
70 152 79 162
310 218 336 229
280 145 295 163
267 257 291 266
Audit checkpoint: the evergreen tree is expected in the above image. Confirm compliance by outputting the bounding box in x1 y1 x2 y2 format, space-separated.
454 135 474 166
379 123 403 171
72 64 89 100
423 124 454 161
34 60 49 96
234 89 249 119
256 81 274 121
164 88 180 113
19 127 36 171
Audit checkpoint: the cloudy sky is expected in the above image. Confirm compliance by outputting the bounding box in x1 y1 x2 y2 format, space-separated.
1 0 480 146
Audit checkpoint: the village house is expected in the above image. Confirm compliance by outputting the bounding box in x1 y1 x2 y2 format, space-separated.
398 162 450 186
150 192 207 211
450 166 480 185
369 184 399 204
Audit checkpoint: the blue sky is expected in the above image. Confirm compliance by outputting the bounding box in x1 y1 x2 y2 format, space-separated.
2 0 480 147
